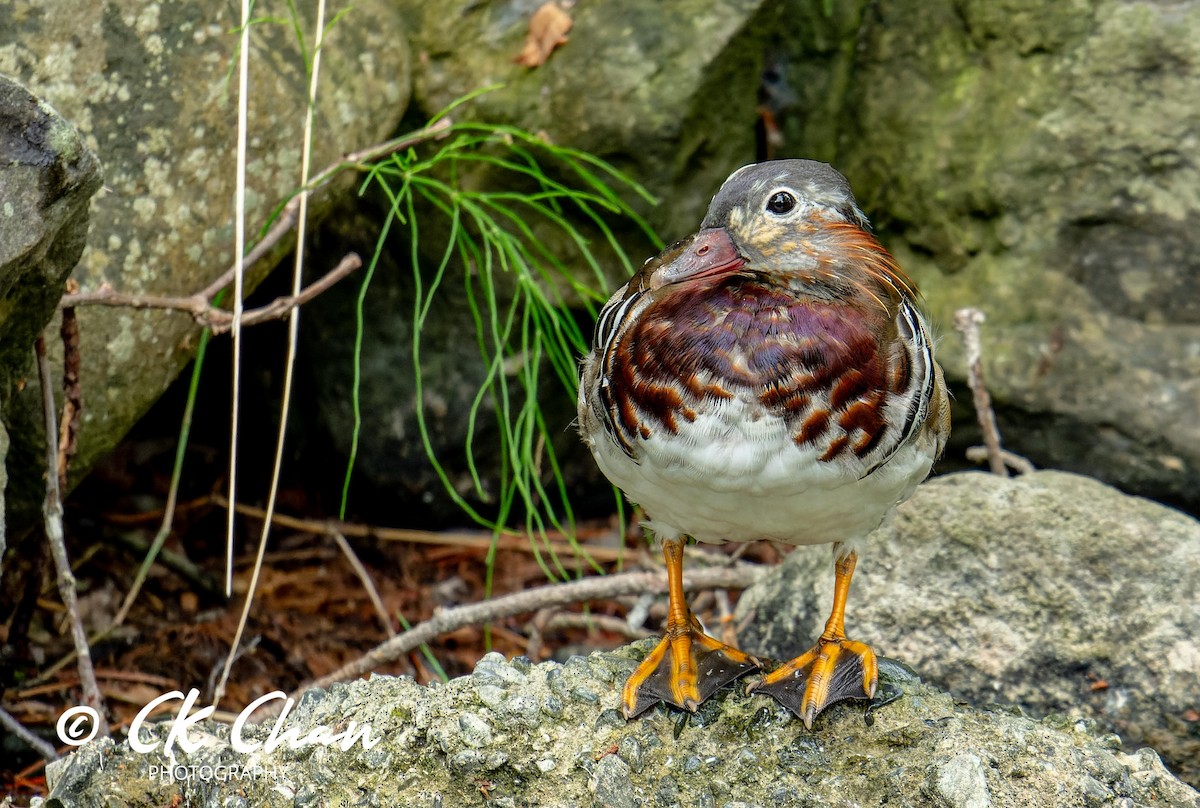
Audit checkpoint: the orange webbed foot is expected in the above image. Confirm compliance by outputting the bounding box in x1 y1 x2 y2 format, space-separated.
749 548 879 727
748 633 878 728
623 617 761 718
623 537 761 719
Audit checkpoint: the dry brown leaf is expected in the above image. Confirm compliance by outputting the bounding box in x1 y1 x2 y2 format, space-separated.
514 2 573 68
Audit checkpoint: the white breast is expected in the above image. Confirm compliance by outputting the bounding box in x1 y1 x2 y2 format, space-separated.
587 394 936 547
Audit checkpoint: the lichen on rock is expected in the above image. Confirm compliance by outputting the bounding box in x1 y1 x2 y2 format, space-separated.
739 470 1200 789
41 643 1200 806
0 0 411 527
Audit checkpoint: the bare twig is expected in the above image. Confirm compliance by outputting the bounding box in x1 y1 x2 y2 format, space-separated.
965 445 1035 475
525 609 554 660
550 611 653 641
0 705 58 762
953 307 1008 477
330 531 396 638
57 253 363 334
214 495 629 564
59 118 453 317
109 531 224 598
526 609 654 661
35 336 109 738
623 592 656 632
57 294 82 492
196 116 451 302
217 252 361 332
291 563 764 699
13 668 180 699
543 611 656 640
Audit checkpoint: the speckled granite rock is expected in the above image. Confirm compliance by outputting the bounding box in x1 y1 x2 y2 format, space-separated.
738 470 1200 789
40 649 1199 807
0 0 409 526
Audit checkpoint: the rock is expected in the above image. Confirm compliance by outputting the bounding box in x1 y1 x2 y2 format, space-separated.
935 752 992 808
0 75 102 385
0 0 410 528
737 470 1200 788
40 646 1200 807
590 753 637 808
784 0 1200 507
0 74 103 577
399 0 771 246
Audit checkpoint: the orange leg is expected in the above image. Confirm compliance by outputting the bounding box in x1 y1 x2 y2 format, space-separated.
749 548 878 728
622 539 760 718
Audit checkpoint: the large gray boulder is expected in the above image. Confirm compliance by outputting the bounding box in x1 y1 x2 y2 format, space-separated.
39 649 1200 807
0 76 101 388
793 0 1200 507
0 74 103 570
738 471 1200 788
0 0 410 527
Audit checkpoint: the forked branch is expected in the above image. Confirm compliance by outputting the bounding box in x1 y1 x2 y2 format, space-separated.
953 307 1032 476
58 118 453 327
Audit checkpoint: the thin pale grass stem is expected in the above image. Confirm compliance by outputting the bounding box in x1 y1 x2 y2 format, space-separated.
214 0 327 708
212 0 252 708
224 0 252 606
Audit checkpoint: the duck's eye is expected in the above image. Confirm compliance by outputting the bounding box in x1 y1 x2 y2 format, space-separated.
766 191 797 215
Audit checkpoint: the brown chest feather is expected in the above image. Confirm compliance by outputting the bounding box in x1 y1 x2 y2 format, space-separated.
608 280 911 460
